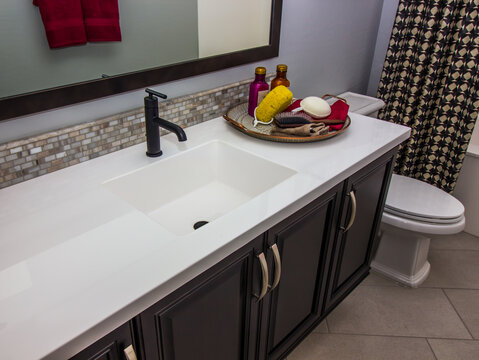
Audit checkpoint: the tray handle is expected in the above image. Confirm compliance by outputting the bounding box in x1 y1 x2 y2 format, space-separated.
322 94 347 104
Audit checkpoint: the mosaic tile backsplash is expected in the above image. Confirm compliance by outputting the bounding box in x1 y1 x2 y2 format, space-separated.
0 75 272 189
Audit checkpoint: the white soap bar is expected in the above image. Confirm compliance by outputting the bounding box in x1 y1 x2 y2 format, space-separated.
300 97 331 118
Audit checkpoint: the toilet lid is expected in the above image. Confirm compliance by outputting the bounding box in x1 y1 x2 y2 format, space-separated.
384 174 464 222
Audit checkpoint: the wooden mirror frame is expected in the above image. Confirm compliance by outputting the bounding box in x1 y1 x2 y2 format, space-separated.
0 0 282 121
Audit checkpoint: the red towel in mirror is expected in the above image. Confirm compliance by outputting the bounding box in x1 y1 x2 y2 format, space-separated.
81 0 122 42
33 0 87 49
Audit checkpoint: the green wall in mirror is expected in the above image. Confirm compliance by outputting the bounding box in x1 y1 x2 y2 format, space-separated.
0 0 280 121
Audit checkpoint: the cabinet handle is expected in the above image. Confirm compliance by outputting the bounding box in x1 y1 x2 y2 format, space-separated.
124 345 138 360
269 243 282 291
341 190 357 232
255 252 269 301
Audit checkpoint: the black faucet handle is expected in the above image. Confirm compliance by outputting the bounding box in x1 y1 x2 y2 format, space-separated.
145 88 167 100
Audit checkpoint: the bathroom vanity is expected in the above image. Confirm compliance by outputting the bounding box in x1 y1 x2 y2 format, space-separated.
0 115 410 360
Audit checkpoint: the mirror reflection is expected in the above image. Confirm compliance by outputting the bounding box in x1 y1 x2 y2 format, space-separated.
0 0 272 99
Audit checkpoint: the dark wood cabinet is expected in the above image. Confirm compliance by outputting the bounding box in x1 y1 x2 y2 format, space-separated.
323 149 395 314
139 235 265 360
71 149 397 360
258 184 343 360
70 321 138 360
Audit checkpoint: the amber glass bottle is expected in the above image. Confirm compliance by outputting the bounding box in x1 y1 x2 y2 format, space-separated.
271 64 290 90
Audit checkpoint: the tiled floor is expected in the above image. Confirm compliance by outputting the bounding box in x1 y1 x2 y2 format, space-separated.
288 232 479 360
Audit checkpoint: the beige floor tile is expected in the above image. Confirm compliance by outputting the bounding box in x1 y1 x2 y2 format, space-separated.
430 232 479 251
421 250 479 289
287 333 435 360
361 271 401 287
428 339 479 360
327 286 471 339
312 319 329 334
444 289 479 339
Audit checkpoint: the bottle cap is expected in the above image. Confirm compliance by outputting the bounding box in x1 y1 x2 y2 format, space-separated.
255 67 266 75
277 64 288 72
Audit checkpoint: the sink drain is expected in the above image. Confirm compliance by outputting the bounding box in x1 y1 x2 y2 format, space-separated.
193 220 209 230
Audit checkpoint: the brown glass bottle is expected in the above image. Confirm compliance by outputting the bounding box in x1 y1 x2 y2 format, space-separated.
271 64 290 90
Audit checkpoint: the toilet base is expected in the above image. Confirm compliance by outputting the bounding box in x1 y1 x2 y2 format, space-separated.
371 259 430 287
371 223 431 288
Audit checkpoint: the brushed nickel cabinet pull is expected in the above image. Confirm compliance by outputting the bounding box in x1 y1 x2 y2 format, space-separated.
124 345 138 360
341 190 357 232
255 252 269 301
269 243 282 291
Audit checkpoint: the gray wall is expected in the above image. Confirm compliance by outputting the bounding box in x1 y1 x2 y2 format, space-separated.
0 0 385 143
367 0 400 96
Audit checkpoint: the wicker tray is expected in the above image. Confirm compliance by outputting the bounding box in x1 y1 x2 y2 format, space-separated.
223 102 351 143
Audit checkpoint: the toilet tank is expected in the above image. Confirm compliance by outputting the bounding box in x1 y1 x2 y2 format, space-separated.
337 92 385 118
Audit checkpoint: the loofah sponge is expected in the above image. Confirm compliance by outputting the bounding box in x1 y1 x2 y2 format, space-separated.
255 85 293 125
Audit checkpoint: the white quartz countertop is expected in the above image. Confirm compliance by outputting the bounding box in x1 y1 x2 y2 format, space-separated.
0 115 410 360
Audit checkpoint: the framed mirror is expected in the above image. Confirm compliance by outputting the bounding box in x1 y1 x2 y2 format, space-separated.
0 0 282 121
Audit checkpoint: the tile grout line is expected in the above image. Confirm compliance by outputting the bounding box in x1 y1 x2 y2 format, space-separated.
323 329 477 341
425 338 439 360
430 248 479 252
421 285 479 290
441 288 476 340
359 283 402 287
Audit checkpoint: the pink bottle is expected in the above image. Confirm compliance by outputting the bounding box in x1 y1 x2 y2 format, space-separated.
248 67 269 117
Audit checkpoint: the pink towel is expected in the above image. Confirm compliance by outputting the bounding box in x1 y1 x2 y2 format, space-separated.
81 0 122 42
33 0 87 49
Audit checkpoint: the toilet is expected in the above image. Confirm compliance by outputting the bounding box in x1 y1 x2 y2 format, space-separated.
339 92 466 287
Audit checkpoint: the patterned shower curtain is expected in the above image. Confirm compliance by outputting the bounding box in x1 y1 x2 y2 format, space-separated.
377 0 479 193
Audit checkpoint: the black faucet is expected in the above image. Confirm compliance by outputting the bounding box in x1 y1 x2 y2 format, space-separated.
144 88 187 157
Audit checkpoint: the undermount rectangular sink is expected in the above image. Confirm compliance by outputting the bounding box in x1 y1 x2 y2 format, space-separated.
104 140 297 235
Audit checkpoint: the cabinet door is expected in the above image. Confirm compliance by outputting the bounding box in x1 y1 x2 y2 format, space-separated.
259 184 343 360
324 149 395 313
140 236 264 360
70 321 138 360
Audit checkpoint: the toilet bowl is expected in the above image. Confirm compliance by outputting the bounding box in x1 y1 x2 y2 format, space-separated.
371 174 465 287
339 92 466 287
